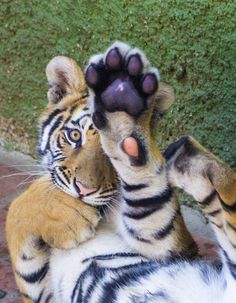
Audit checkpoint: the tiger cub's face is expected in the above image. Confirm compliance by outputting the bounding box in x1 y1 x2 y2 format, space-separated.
38 56 117 206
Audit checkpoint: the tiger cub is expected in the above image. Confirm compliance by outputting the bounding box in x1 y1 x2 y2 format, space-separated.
6 55 117 302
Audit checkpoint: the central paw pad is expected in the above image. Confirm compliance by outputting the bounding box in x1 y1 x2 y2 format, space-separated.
101 79 143 115
85 41 160 127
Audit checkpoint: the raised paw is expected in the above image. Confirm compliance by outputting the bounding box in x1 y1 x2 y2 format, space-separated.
85 42 174 168
85 41 159 122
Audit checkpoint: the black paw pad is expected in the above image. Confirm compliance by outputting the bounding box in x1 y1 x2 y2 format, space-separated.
105 48 122 71
142 73 158 95
85 65 98 87
101 79 144 116
127 54 143 76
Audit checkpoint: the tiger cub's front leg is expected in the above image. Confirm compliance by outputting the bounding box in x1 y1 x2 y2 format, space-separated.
6 177 100 303
85 41 197 259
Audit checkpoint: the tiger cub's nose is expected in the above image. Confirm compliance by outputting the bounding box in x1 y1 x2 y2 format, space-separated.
76 180 97 196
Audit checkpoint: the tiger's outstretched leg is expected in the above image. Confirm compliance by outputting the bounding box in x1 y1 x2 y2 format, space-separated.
165 136 236 287
85 41 198 260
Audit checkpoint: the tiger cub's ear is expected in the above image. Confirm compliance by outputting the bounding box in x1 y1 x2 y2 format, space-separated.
46 56 87 104
155 82 175 112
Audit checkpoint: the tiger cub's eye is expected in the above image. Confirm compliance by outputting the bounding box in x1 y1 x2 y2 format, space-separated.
67 129 81 143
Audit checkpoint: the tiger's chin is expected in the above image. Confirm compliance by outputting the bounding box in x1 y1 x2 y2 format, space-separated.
54 180 116 207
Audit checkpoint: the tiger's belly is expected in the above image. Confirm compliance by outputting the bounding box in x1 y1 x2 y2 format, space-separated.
50 222 133 302
49 222 230 303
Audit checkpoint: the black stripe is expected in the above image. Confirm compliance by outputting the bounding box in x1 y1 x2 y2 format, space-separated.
44 293 53 303
56 157 66 162
123 219 151 243
210 221 223 229
22 290 47 303
83 275 101 303
17 262 49 283
56 136 63 149
153 210 180 240
59 167 70 184
41 108 65 132
229 240 236 249
96 194 114 200
124 187 172 208
64 115 72 126
55 170 70 189
122 180 148 192
52 150 63 157
201 190 217 207
21 253 34 261
123 206 162 220
82 252 141 263
73 113 90 125
69 104 78 114
164 136 189 161
222 249 236 280
72 260 105 303
207 209 221 217
99 188 115 195
43 115 64 153
97 260 161 303
36 290 44 303
220 197 236 212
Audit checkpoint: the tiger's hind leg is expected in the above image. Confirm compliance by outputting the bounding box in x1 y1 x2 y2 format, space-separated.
165 136 236 282
85 41 197 260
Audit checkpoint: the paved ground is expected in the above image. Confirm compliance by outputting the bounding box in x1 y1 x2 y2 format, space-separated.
0 148 219 302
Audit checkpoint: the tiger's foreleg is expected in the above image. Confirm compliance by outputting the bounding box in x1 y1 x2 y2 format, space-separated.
85 41 197 260
6 177 100 302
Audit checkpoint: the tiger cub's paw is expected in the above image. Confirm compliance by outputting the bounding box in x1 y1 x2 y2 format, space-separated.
40 196 101 249
85 41 159 121
85 41 162 166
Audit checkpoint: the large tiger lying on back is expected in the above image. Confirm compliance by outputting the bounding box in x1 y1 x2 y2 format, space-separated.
6 42 236 303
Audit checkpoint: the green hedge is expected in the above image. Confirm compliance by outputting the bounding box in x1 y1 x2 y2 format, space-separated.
0 0 235 167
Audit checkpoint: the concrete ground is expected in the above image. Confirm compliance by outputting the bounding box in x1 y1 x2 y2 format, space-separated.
0 147 219 303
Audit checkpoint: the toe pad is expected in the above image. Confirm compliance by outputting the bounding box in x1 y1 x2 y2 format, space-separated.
123 137 139 157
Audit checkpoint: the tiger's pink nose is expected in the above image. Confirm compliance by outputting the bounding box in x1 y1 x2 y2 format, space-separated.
76 181 97 196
